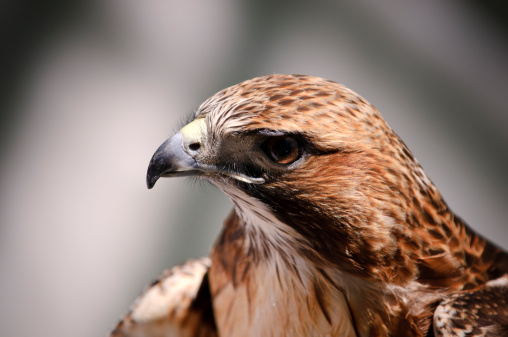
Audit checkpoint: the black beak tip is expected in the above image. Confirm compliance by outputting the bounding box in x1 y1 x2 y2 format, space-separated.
146 140 172 189
146 174 158 189
146 156 164 189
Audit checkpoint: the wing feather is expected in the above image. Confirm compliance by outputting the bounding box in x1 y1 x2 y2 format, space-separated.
433 275 508 337
111 258 217 337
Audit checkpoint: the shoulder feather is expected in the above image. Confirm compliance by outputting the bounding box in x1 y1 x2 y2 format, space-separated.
111 258 217 337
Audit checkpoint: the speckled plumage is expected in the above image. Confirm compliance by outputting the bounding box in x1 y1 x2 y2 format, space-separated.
112 75 508 337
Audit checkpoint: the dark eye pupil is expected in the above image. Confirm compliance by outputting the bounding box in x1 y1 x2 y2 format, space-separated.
263 135 301 164
272 138 293 158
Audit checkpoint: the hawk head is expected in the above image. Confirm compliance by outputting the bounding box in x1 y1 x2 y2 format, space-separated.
147 74 501 287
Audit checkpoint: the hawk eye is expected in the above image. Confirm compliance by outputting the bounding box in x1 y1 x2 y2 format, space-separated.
262 135 302 164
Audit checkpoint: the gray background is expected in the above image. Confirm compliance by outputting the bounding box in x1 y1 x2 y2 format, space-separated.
1 1 507 336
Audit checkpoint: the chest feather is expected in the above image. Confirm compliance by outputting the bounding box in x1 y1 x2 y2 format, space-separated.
209 250 357 337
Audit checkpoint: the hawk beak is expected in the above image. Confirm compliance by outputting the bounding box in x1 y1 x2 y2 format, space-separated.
146 118 207 189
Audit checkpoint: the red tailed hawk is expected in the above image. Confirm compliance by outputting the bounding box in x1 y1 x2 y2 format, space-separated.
112 74 508 336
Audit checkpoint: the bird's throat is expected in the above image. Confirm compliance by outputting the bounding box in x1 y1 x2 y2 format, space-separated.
209 210 359 337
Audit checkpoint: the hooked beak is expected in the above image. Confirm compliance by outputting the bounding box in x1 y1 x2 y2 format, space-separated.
147 117 266 188
146 118 207 189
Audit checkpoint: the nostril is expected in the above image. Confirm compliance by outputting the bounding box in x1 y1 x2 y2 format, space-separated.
189 143 201 151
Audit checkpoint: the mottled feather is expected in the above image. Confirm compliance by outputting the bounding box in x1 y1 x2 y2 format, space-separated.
111 258 216 337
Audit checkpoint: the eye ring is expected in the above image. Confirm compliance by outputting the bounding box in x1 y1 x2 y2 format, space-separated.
262 135 303 164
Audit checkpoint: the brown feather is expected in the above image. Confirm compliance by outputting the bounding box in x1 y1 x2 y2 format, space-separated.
111 259 217 337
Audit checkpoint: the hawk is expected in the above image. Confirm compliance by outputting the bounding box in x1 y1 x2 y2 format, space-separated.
112 74 508 336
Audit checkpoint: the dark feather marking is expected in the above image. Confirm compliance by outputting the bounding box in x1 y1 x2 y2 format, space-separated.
231 259 238 288
275 263 283 287
314 281 331 325
269 94 284 101
297 105 311 112
344 292 361 337
245 277 252 325
310 101 324 108
149 278 162 288
238 261 250 285
276 81 296 87
110 319 127 336
305 293 312 315
422 207 436 225
260 231 272 259
316 267 343 293
278 248 291 270
428 228 444 240
315 91 331 97
185 271 217 334
247 234 257 262
289 255 304 285
441 223 452 237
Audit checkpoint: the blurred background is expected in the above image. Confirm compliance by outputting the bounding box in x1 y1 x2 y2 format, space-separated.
1 1 507 336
